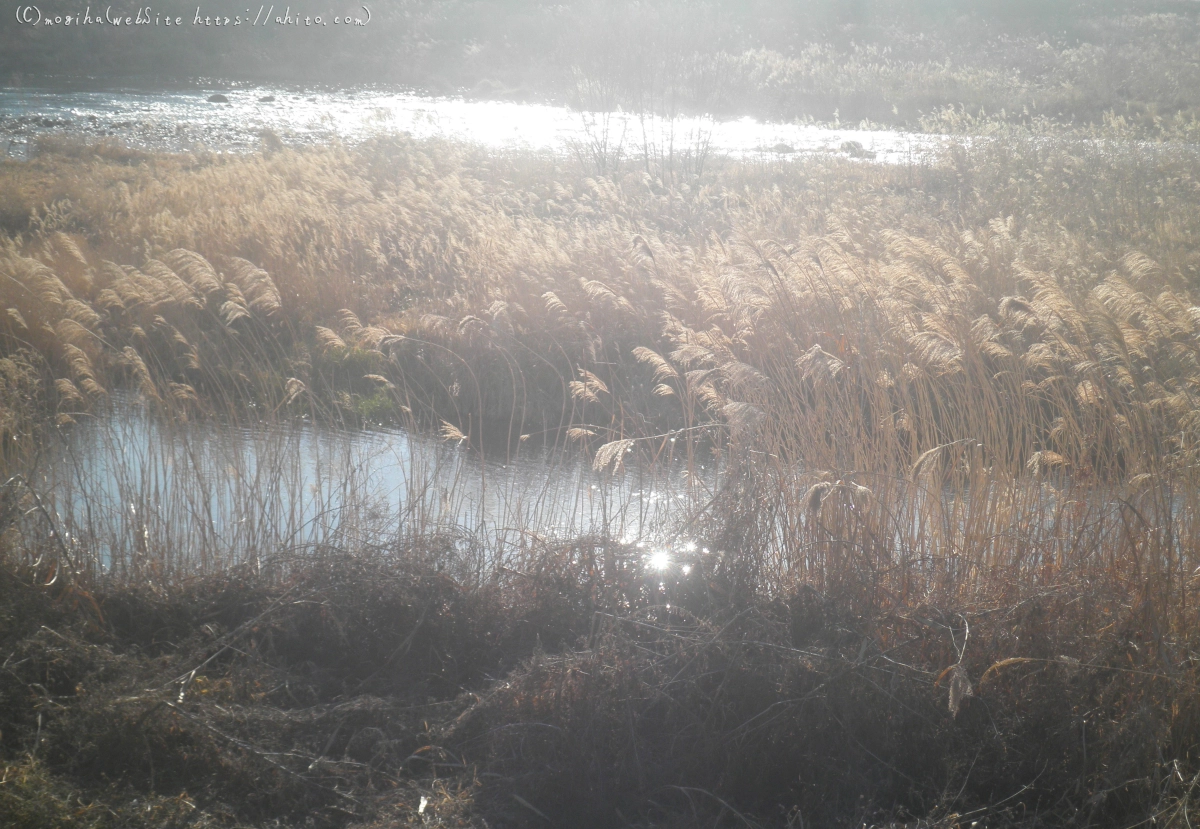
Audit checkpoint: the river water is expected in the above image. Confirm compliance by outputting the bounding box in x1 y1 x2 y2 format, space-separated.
0 84 947 162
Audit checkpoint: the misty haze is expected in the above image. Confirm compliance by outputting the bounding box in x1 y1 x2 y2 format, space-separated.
2 3 1199 828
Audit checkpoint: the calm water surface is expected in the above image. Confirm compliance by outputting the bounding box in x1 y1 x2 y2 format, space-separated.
38 397 713 572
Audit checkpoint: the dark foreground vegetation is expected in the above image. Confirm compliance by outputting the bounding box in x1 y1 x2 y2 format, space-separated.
3 543 1200 829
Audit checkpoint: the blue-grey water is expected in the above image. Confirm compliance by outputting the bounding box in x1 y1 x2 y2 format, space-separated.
35 396 712 574
27 396 1192 582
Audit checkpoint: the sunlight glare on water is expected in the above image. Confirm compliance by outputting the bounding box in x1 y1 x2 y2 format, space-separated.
0 86 948 162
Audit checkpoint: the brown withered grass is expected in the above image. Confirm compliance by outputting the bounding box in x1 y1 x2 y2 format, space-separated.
1 129 1200 826
2 540 1198 828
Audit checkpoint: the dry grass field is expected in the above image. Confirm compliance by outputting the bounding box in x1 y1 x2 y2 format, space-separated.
2 124 1200 826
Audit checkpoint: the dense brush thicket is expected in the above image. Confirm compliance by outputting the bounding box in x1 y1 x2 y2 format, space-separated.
1 546 1198 828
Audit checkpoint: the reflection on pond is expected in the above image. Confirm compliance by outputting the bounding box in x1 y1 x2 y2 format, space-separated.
19 394 1195 588
36 396 713 576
